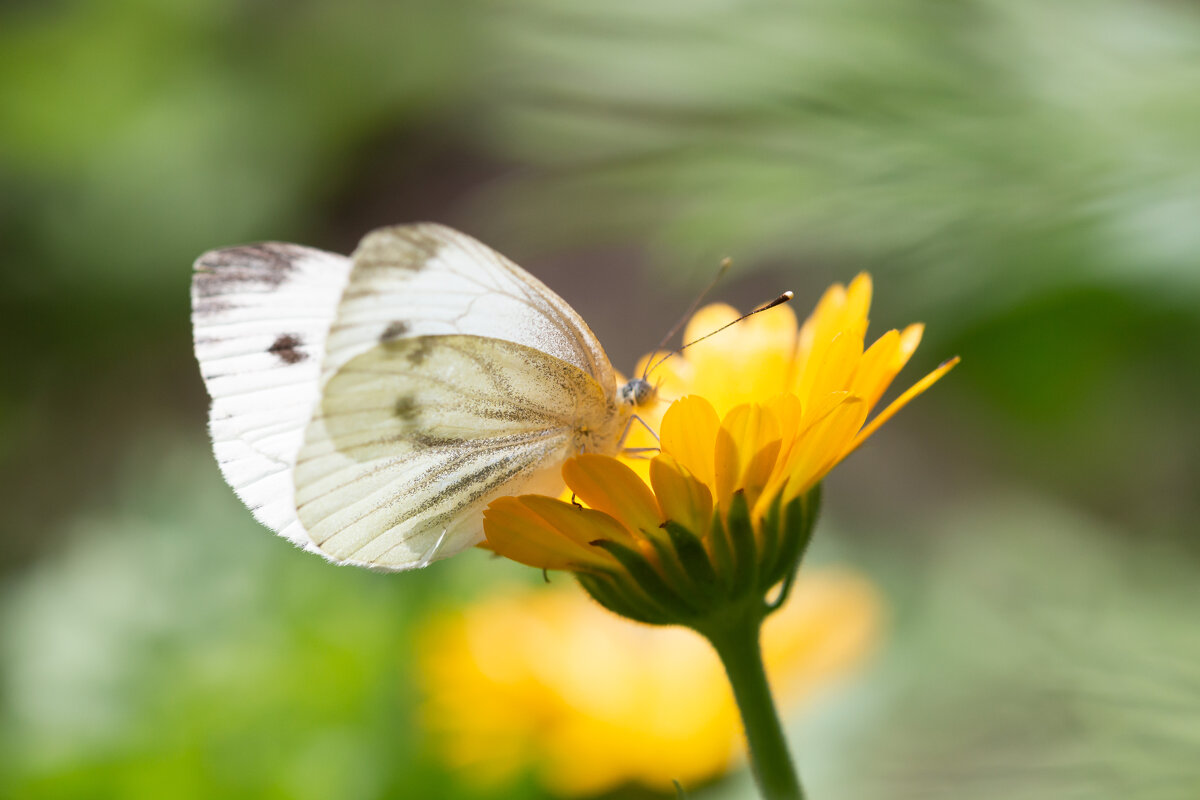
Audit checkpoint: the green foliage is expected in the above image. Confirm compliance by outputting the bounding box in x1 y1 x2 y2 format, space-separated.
0 448 549 799
478 0 1200 311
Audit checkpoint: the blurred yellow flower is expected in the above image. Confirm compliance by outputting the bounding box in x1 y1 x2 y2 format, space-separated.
418 571 881 796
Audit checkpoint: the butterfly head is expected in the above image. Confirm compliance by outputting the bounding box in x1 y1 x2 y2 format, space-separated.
617 377 657 408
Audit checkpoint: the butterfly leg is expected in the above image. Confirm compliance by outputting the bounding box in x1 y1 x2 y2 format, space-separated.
617 413 661 448
618 414 662 460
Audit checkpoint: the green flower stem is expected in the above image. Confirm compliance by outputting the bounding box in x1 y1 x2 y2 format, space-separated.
704 612 805 800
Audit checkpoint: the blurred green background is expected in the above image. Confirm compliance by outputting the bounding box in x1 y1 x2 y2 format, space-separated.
3 1 1199 798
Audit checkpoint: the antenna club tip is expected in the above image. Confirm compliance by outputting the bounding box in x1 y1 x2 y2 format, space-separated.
719 257 733 270
756 291 795 312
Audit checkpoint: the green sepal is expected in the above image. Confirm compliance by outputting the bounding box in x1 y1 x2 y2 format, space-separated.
591 539 701 618
662 520 719 590
707 510 736 590
765 485 821 612
643 530 706 607
576 571 672 626
575 484 823 629
726 490 759 598
757 491 786 587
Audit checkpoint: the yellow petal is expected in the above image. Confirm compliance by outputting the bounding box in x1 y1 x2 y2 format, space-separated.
797 329 863 411
897 322 924 363
844 356 960 457
793 274 873 397
751 394 804 511
659 395 720 488
659 302 799 415
563 455 662 537
842 272 873 337
849 322 927 413
483 497 614 570
796 282 846 363
760 394 828 511
766 393 804 462
783 396 867 501
850 329 900 412
714 403 782 510
649 455 714 535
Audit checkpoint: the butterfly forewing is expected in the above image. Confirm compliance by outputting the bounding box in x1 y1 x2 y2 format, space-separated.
191 243 352 553
294 335 618 569
322 224 617 390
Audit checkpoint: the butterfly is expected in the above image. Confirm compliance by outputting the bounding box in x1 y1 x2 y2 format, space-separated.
192 223 661 571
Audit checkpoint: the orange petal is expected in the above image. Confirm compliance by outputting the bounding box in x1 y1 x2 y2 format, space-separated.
520 494 639 550
714 404 782 510
563 455 662 538
659 395 720 487
483 497 614 570
844 356 960 458
649 455 714 535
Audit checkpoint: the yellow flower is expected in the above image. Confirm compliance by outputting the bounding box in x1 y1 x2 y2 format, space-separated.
418 572 881 796
483 395 858 624
471 274 953 799
482 273 954 625
621 272 958 464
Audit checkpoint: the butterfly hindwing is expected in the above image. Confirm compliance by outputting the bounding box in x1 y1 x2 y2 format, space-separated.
294 335 617 569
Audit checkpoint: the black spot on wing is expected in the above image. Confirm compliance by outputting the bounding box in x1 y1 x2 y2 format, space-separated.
353 225 446 274
380 320 410 342
393 395 420 422
403 338 435 366
268 333 307 364
193 243 307 298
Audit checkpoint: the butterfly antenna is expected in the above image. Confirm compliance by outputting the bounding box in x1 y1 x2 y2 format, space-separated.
643 291 794 378
640 257 733 380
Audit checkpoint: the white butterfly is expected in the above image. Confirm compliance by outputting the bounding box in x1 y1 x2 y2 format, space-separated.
192 223 658 571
